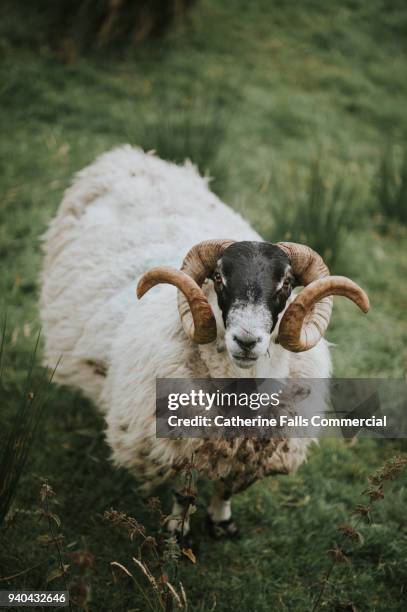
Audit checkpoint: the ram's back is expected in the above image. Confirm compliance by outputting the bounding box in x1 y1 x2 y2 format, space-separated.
40 146 258 400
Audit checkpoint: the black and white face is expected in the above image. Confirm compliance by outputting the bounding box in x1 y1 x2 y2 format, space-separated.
212 242 294 369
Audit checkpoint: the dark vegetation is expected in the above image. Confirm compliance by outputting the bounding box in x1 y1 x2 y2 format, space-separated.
1 0 196 56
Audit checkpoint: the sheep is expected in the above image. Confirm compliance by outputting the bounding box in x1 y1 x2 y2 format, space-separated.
40 146 369 539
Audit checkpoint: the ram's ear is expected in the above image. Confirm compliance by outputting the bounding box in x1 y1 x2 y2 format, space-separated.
211 264 225 287
280 265 295 296
285 265 295 285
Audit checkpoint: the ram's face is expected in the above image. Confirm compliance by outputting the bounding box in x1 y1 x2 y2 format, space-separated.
213 242 294 369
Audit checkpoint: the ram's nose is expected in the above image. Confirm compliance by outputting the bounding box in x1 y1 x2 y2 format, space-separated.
233 335 259 351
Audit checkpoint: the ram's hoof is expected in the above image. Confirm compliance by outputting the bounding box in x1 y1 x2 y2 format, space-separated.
206 514 240 539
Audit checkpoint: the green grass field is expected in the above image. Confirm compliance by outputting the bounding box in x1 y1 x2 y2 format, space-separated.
1 1 407 610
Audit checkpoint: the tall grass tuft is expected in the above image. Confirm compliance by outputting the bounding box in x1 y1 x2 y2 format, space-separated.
133 96 227 194
266 158 360 270
374 143 407 229
0 324 56 527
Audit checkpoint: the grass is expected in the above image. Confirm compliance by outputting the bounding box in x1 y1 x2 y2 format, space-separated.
1 0 407 610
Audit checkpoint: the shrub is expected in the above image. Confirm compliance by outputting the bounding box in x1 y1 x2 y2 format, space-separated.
1 0 196 54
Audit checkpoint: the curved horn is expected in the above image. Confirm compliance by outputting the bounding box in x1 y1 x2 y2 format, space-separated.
276 242 369 352
177 239 235 343
137 266 217 343
137 239 235 344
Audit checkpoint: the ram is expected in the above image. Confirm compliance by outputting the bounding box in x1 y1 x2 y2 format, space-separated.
40 146 369 538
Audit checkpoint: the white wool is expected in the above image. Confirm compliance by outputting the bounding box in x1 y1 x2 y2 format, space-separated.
40 146 331 485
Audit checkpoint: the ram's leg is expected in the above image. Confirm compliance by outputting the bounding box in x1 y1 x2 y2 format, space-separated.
207 481 239 539
167 489 195 541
